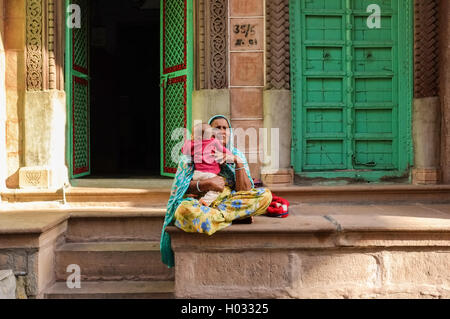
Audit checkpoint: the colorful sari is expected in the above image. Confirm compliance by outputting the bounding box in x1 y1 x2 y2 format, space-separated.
160 116 272 268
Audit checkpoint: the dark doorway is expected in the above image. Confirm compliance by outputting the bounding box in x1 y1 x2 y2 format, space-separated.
88 0 160 177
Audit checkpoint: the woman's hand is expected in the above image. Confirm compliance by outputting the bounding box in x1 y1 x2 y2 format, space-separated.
187 176 225 195
204 176 225 192
214 151 240 165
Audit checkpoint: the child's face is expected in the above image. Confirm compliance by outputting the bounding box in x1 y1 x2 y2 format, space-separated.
202 125 214 139
193 124 214 140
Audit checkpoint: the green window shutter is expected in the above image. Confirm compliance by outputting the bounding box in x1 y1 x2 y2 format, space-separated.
66 0 91 178
291 0 413 181
160 0 193 177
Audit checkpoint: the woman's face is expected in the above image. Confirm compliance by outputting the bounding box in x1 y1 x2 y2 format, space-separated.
210 118 230 146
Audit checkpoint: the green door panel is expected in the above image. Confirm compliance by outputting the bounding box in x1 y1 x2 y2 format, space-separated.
291 0 413 181
66 0 91 178
160 0 193 177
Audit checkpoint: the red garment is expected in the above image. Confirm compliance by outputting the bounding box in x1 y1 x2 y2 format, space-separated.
182 138 233 175
266 195 290 218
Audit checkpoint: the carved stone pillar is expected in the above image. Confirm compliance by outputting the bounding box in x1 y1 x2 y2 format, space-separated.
21 0 68 189
412 0 441 184
192 0 231 130
262 0 293 186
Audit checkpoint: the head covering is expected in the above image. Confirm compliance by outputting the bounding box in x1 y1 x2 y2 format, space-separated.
208 115 253 189
160 115 254 268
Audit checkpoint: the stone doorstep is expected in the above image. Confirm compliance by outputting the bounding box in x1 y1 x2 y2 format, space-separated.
56 241 160 253
0 187 172 205
67 207 166 219
2 184 450 205
44 281 175 299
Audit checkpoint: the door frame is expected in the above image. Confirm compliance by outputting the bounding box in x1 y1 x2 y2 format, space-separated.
289 0 414 181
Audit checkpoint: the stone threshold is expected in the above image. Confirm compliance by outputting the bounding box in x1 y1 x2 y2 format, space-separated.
1 184 450 205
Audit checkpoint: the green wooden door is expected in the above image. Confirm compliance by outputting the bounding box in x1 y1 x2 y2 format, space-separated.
291 0 413 181
66 0 91 178
160 0 193 176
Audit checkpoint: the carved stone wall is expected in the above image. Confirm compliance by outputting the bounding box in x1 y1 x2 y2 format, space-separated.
26 0 44 91
26 0 62 91
48 0 56 90
266 0 290 90
414 0 440 98
197 0 228 89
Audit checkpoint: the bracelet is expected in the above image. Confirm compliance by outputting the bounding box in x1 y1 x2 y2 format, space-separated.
196 180 202 193
235 166 246 171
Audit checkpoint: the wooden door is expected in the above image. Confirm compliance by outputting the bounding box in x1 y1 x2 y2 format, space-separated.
291 0 413 181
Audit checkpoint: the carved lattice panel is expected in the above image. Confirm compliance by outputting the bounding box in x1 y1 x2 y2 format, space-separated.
72 77 90 175
163 76 187 174
414 0 440 98
72 0 89 74
163 0 187 74
68 0 90 178
161 0 192 177
266 0 290 90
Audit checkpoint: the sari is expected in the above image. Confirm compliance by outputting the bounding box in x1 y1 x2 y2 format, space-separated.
160 115 272 268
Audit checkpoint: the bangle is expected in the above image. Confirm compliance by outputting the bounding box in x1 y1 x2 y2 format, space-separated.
235 166 246 171
196 180 202 192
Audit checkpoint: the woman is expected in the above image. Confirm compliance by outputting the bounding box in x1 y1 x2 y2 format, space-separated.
160 115 272 268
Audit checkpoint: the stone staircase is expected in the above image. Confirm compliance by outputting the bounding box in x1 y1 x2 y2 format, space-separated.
43 207 174 299
2 184 450 299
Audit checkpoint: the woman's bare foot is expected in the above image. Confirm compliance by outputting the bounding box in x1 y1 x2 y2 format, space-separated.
232 216 254 224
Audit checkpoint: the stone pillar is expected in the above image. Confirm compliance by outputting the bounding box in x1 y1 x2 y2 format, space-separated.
21 90 68 189
412 97 441 184
439 0 450 184
0 0 7 190
262 90 293 186
229 0 265 179
4 0 27 189
412 0 442 185
17 0 68 189
261 0 293 186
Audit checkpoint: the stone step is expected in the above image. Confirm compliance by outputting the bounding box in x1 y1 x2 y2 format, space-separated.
271 184 450 204
66 207 166 242
167 204 450 299
44 280 174 299
1 187 171 206
55 241 173 282
3 185 450 206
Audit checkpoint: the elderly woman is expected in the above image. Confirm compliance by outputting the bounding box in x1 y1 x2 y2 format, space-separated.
160 115 272 267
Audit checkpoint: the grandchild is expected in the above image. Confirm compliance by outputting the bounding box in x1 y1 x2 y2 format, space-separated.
182 123 233 206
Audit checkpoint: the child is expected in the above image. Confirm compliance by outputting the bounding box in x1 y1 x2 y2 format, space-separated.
182 123 233 206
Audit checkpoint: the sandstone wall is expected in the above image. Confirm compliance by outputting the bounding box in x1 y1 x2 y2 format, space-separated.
440 0 450 183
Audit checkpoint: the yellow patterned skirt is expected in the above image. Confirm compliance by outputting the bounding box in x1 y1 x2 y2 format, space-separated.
174 187 272 235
